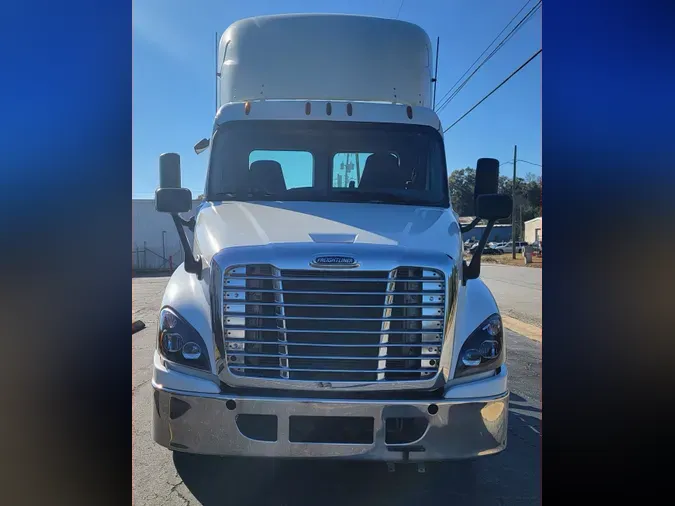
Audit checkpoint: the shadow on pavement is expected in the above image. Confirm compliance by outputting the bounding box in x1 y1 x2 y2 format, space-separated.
509 393 542 413
173 403 540 506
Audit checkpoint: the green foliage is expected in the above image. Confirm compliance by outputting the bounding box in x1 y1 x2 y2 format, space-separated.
448 167 542 233
448 167 477 216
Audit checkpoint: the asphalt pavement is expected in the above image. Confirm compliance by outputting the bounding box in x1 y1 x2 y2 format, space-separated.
481 265 542 328
132 276 541 506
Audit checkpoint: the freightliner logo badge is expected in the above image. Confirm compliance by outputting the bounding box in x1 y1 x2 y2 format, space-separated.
311 255 358 268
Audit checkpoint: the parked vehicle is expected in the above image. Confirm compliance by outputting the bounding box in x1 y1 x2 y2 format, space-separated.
469 242 483 253
495 241 529 254
464 239 477 252
151 14 511 469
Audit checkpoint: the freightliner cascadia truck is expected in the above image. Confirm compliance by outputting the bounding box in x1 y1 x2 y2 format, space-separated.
152 13 512 471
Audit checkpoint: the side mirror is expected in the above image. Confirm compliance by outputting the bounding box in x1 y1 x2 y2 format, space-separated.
155 152 192 213
154 152 202 277
194 138 210 155
463 158 511 284
475 194 512 220
474 158 499 200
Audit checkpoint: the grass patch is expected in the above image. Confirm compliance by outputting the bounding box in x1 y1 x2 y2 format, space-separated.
463 252 542 268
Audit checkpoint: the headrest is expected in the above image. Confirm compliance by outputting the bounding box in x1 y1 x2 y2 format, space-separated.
359 153 408 190
249 160 287 194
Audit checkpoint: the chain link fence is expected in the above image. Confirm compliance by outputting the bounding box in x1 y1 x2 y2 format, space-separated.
132 242 185 274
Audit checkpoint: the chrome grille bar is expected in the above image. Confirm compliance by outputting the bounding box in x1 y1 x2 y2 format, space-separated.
224 276 441 282
227 366 439 373
223 314 444 321
223 340 442 348
225 289 444 296
225 328 443 335
225 302 444 309
231 352 442 360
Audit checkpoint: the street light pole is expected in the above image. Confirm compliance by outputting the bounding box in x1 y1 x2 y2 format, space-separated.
512 145 517 259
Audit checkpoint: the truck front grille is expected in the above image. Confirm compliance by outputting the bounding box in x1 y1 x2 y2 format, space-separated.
222 264 446 383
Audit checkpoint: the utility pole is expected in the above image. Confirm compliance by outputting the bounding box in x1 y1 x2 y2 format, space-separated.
512 145 517 259
355 153 361 183
432 36 440 110
345 153 351 186
215 32 219 113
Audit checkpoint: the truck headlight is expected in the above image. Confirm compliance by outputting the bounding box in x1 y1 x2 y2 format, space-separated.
455 314 504 378
158 307 210 371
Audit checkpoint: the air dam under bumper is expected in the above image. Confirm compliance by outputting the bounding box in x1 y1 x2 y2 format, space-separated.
152 387 508 461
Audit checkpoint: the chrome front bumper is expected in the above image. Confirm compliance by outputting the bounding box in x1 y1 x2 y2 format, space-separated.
152 385 508 461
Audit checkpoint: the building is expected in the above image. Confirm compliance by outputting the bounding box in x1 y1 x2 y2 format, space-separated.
457 216 513 242
524 217 542 243
132 199 201 271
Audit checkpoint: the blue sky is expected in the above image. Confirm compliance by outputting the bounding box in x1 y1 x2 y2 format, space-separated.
133 0 541 198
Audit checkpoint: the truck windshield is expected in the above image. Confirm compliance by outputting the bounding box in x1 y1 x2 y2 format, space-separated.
206 120 449 207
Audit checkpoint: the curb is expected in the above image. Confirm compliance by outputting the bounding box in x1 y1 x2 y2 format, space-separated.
502 316 541 342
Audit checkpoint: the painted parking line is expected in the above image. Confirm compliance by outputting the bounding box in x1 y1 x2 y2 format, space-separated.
502 315 541 342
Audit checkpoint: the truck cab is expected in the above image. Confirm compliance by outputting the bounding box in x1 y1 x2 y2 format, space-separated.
152 13 511 465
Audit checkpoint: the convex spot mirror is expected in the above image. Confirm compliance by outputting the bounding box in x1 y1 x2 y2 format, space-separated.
155 188 192 213
194 138 210 155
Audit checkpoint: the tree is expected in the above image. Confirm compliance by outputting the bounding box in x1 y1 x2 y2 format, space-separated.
447 167 476 216
448 167 542 233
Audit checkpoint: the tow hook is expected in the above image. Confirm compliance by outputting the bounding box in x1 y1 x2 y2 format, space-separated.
386 462 427 473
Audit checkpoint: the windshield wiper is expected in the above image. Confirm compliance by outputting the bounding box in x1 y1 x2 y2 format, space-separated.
331 190 418 204
210 189 277 200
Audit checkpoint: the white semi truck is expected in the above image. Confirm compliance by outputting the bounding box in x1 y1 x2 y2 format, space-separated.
152 13 512 468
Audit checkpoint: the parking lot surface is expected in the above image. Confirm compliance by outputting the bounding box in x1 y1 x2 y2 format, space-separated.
133 276 541 505
481 265 542 328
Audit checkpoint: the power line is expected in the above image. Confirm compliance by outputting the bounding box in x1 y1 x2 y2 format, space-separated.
395 0 404 19
434 0 534 112
437 1 541 114
443 48 542 133
436 0 541 114
501 159 542 167
517 159 542 167
438 1 541 112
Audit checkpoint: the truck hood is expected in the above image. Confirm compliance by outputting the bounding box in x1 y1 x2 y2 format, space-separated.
193 201 461 264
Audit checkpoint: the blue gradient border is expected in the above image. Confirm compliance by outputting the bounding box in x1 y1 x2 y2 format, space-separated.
1 2 130 505
544 0 675 498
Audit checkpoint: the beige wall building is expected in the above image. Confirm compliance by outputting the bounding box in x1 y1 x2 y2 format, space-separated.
524 217 542 243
